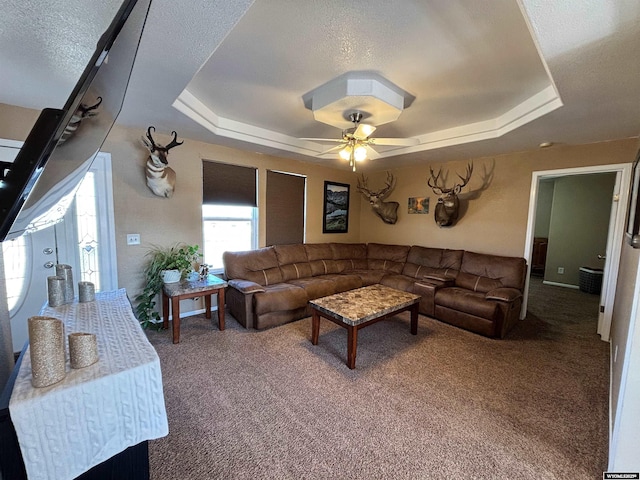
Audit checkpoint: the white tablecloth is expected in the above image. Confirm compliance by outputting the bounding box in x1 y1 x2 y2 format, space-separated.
9 288 169 480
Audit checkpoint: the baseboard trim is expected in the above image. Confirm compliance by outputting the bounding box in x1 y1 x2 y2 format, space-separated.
161 306 221 322
542 280 580 290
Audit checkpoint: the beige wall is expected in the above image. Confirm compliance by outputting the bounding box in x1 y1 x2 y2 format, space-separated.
103 125 362 302
358 140 636 257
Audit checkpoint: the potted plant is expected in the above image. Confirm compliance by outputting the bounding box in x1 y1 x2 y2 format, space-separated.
135 243 202 329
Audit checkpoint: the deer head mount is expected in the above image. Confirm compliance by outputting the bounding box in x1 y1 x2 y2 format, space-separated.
141 126 183 198
357 171 399 224
428 162 474 227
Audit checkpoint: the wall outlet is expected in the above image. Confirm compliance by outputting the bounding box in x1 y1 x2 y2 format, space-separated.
557 267 564 274
126 234 140 245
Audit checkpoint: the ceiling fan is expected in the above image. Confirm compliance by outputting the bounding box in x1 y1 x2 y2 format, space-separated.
302 112 419 171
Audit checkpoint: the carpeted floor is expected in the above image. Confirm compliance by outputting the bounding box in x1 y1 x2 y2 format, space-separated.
145 277 608 479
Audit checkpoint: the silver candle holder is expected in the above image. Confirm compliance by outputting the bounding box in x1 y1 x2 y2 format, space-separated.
55 264 74 304
47 276 65 307
78 281 95 303
28 316 66 388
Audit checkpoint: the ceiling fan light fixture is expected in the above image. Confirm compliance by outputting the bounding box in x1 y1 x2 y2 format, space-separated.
354 144 367 161
339 146 352 161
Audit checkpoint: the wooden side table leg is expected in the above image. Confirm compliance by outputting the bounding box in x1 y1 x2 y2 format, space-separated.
311 310 320 345
347 326 358 369
410 303 419 335
205 294 212 319
171 296 181 344
217 288 225 331
162 292 169 330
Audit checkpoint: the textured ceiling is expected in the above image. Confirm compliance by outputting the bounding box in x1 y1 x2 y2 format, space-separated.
1 0 639 171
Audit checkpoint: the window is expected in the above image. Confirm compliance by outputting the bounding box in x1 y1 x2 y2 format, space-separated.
202 161 258 272
202 205 257 271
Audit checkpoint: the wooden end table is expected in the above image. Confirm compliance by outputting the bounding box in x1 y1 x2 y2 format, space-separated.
309 284 421 369
162 274 227 344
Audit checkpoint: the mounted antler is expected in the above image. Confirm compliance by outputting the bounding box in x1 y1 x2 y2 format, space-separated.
164 130 184 150
357 172 399 224
427 162 474 227
141 126 184 198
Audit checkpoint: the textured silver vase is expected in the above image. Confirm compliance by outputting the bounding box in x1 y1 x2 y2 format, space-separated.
68 333 98 369
28 316 66 388
78 281 95 303
55 264 74 304
47 276 65 307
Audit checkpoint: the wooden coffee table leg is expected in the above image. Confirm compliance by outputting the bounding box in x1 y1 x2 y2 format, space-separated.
347 325 358 369
171 296 181 344
410 303 419 335
311 310 320 345
217 288 225 330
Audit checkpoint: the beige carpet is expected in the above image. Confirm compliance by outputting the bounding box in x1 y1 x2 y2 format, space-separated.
145 277 608 479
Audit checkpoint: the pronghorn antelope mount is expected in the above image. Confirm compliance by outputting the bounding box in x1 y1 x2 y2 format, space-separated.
141 126 184 198
427 162 474 227
357 171 399 224
58 97 102 144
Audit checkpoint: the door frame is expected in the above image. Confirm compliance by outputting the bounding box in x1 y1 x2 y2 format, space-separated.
522 163 632 341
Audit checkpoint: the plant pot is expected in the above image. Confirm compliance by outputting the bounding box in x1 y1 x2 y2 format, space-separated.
161 269 181 284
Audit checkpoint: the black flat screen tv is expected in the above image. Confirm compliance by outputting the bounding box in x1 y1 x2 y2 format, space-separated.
0 0 152 242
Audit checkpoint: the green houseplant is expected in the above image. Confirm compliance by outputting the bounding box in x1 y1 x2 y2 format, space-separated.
135 243 202 329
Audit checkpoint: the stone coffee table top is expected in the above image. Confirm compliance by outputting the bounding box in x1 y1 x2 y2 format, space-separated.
310 284 421 326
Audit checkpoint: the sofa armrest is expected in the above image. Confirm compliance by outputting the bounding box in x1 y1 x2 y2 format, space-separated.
485 287 522 303
228 279 266 294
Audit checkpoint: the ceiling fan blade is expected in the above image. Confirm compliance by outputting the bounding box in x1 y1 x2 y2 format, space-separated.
368 137 419 146
321 144 345 155
300 137 346 143
353 123 376 140
363 144 381 159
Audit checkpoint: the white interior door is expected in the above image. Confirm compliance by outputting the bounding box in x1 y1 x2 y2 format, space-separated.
6 223 70 351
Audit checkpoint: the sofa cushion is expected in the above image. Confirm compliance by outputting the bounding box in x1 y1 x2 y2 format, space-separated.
458 251 527 291
253 283 308 315
379 274 417 292
304 243 340 276
315 274 363 293
275 244 313 281
435 287 498 319
367 243 410 273
349 269 387 286
402 246 463 279
288 277 335 300
330 243 368 271
223 247 283 286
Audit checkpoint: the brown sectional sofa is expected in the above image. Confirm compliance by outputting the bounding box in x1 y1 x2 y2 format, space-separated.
223 243 527 338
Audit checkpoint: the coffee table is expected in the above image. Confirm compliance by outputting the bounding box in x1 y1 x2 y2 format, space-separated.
309 284 421 369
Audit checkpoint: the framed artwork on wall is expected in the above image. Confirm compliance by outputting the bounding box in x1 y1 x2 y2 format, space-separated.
323 181 350 233
408 197 429 214
626 147 640 248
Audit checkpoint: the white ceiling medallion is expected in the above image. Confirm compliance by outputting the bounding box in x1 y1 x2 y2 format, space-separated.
302 72 415 129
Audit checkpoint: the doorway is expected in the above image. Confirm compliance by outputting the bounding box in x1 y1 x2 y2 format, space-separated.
522 163 632 341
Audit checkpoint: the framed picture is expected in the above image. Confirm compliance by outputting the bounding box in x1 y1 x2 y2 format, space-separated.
626 148 640 247
408 197 429 214
323 181 350 233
